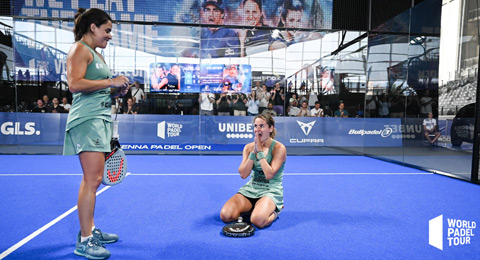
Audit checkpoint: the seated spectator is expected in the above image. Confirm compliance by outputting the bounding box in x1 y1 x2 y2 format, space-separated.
310 101 324 117
298 100 310 117
123 98 138 114
32 99 47 113
334 102 349 118
60 97 71 112
48 97 65 113
423 112 440 145
287 99 300 116
262 102 277 117
42 95 52 108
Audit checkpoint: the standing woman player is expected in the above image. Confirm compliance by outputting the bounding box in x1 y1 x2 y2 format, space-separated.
63 8 130 259
220 114 287 228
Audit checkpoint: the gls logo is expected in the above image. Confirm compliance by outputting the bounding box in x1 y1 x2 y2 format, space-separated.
1 122 40 135
290 120 324 144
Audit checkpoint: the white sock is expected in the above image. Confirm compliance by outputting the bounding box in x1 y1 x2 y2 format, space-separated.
91 226 96 231
81 235 93 243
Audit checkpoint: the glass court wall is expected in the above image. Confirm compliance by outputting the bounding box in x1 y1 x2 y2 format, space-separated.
0 0 478 182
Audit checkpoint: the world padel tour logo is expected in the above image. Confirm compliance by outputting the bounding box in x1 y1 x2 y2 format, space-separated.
157 121 182 139
429 215 477 250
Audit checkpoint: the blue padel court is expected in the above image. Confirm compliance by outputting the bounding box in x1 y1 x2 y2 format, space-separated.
1 155 479 259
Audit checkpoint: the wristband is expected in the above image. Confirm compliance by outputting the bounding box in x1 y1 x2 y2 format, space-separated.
109 78 114 87
248 152 256 161
257 151 266 160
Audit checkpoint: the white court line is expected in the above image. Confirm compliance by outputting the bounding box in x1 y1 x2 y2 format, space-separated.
131 172 432 175
0 185 111 260
0 172 432 176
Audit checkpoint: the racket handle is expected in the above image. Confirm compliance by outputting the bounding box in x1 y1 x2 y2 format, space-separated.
112 120 119 139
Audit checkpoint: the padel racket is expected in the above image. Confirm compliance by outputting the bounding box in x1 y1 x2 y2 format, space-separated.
222 217 255 237
102 120 128 186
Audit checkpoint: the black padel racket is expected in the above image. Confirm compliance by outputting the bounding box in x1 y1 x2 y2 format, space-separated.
222 217 255 237
102 120 127 186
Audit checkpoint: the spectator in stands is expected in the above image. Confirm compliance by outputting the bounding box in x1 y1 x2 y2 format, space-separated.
365 95 377 117
32 99 47 113
262 102 277 117
289 92 299 107
17 69 24 84
199 89 215 115
60 97 71 112
423 112 440 145
420 90 434 118
298 100 310 117
216 93 232 116
24 69 31 83
257 84 270 114
310 101 324 117
247 91 260 116
334 102 349 118
287 98 300 116
389 94 404 118
129 81 145 103
378 94 390 118
48 97 65 113
270 82 285 116
123 98 138 114
43 95 52 108
307 89 318 109
233 93 247 116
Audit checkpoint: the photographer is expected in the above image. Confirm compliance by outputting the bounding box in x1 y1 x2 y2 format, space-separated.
270 82 285 116
216 93 232 116
233 93 247 116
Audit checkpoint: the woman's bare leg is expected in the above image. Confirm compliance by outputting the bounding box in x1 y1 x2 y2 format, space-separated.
220 194 253 223
77 152 104 237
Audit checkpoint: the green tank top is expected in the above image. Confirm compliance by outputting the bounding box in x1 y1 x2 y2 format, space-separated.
66 41 113 131
250 139 285 188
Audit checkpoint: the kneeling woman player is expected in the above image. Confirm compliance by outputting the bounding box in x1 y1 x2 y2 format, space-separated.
220 114 287 228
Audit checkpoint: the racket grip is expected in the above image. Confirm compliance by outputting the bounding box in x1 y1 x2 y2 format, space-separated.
112 120 119 139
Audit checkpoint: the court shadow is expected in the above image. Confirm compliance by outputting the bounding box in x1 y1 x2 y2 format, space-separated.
271 210 397 231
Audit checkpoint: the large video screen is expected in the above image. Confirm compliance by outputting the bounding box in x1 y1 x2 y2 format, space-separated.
149 63 252 93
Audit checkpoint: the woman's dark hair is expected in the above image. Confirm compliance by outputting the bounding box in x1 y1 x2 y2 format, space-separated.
278 0 304 27
243 0 264 26
253 114 276 139
73 8 112 42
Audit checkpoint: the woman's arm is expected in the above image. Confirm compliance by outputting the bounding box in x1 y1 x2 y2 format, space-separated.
67 43 127 93
238 143 255 179
259 142 287 180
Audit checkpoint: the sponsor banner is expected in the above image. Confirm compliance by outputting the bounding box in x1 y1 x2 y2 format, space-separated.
0 113 404 149
0 112 67 145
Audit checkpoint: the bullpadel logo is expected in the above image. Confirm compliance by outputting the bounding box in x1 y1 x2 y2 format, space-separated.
429 215 476 250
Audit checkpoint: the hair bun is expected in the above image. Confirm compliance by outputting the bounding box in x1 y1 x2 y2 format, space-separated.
74 8 86 19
